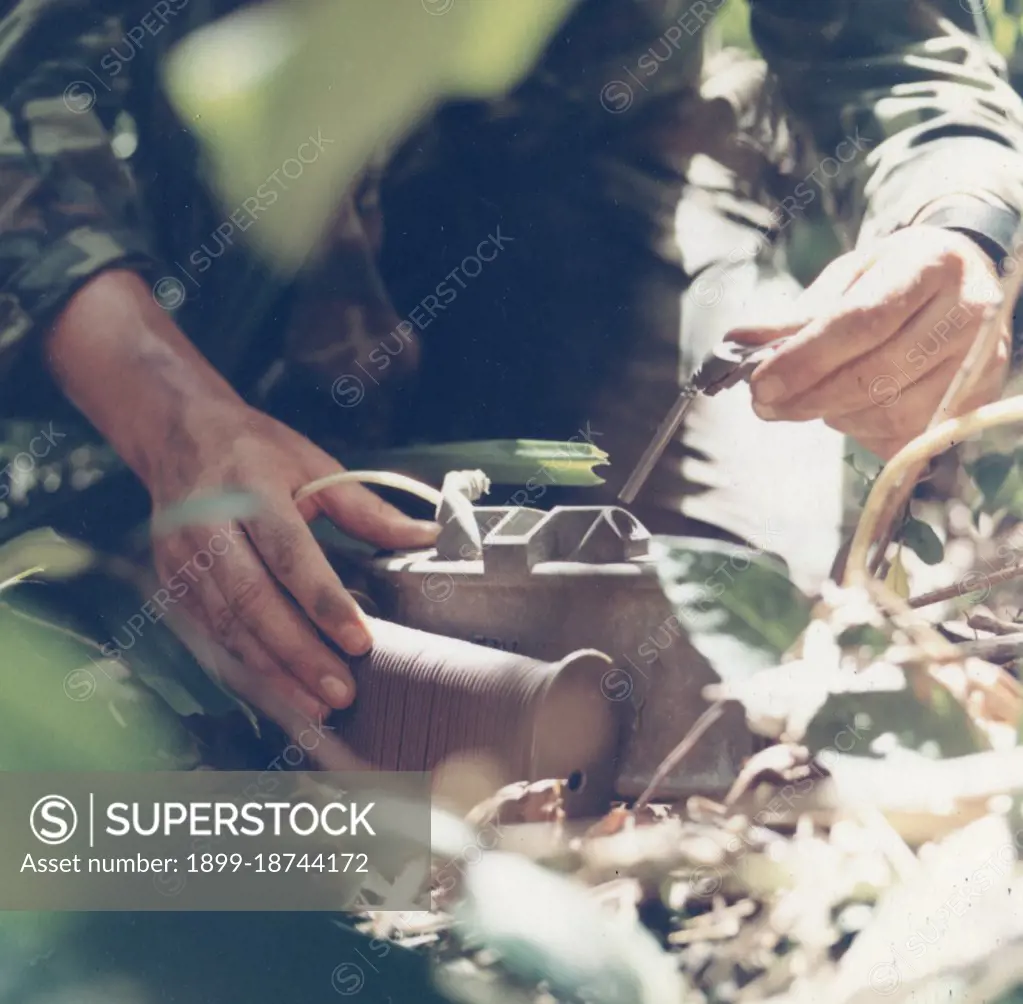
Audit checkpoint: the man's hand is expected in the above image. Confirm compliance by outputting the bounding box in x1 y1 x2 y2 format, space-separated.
145 399 438 724
727 226 1010 459
46 269 437 730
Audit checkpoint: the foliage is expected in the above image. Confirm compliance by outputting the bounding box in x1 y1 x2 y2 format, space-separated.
651 537 813 681
353 440 610 488
162 0 577 269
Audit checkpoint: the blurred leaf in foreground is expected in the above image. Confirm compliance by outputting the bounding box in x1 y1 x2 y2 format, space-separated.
801 668 988 759
967 449 1023 518
651 536 812 683
454 852 685 1004
0 583 198 772
0 528 95 586
163 0 577 269
351 439 609 487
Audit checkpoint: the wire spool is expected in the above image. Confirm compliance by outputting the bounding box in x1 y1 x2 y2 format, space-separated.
332 618 624 816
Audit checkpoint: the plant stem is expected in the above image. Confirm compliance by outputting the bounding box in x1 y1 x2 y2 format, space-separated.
845 397 1023 587
634 701 725 811
862 254 1023 578
908 559 1023 609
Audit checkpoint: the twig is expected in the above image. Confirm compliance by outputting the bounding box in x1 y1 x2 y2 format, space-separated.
908 559 1023 609
967 610 1022 636
944 631 1023 664
633 701 725 812
861 253 1023 579
864 576 961 660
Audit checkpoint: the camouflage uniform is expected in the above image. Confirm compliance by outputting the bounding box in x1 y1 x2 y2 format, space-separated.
0 4 1021 1000
373 0 1023 585
0 0 1019 585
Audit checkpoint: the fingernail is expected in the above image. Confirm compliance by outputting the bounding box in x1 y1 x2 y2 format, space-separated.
753 402 779 421
753 375 787 405
412 519 441 542
339 623 372 656
320 675 352 707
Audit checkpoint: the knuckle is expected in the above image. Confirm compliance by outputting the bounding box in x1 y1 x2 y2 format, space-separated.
312 588 346 624
284 656 317 683
258 519 303 575
212 605 241 641
229 577 269 619
841 305 875 331
892 413 923 440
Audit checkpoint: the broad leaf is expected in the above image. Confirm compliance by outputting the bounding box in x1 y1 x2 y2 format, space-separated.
967 451 1023 517
164 0 576 269
455 852 685 1004
801 674 987 759
0 586 199 772
883 546 910 598
900 516 944 566
0 528 95 585
351 440 609 488
651 537 812 682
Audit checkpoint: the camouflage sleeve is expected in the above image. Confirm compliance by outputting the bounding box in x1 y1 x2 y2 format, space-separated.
0 1 158 372
749 0 1023 259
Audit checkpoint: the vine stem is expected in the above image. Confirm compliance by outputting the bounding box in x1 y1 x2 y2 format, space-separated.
845 396 1023 586
908 560 1023 610
855 247 1023 583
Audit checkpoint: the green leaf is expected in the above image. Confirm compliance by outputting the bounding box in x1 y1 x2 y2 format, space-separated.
900 516 944 566
968 452 1012 498
884 546 910 599
0 528 95 585
351 440 609 488
163 0 577 269
651 537 813 682
801 676 987 759
835 623 889 655
455 852 684 1004
844 453 882 505
0 587 199 772
967 452 1023 514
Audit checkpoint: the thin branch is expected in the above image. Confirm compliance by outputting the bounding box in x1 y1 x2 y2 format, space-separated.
948 631 1023 664
634 701 725 812
908 559 1023 610
967 611 1022 636
845 397 1023 587
865 576 961 660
